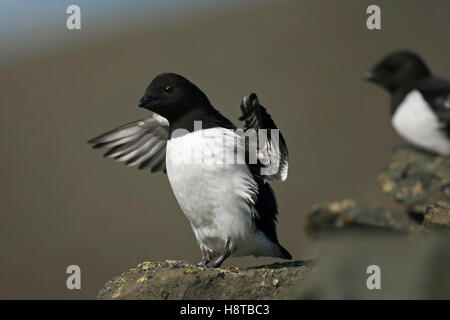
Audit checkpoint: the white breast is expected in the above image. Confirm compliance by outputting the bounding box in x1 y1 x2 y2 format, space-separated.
165 128 281 257
392 90 450 155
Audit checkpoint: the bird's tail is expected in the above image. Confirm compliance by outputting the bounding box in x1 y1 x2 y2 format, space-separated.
277 243 292 260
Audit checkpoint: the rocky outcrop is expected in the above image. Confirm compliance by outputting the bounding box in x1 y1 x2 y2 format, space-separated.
305 146 450 237
422 200 450 231
378 146 450 215
296 146 450 299
97 260 313 300
305 199 416 238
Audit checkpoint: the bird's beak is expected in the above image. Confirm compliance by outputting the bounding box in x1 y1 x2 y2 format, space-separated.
363 71 377 82
138 95 158 109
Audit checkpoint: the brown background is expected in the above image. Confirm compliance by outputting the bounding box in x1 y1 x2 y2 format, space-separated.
1 0 449 299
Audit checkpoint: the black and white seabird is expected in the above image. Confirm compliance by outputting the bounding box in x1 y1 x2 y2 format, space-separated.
88 73 291 268
365 50 450 155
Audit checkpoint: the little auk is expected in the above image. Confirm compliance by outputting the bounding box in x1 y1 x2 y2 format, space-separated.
365 50 450 155
88 73 291 267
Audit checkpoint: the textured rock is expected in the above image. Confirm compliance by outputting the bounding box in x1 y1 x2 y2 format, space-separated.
378 146 450 214
305 199 417 238
422 200 450 231
97 260 313 300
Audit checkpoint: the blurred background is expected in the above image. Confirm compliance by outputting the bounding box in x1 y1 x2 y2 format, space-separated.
1 0 449 299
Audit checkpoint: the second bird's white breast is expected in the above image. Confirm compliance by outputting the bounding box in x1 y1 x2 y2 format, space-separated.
392 90 450 155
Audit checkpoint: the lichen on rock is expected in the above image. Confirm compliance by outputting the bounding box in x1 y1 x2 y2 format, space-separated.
378 146 450 214
422 200 450 231
97 260 313 300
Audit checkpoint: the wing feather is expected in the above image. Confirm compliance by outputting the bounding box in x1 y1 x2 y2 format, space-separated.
239 93 288 182
88 113 169 173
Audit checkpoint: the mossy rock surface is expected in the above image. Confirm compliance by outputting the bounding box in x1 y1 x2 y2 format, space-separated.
97 260 313 300
422 200 450 231
378 146 450 214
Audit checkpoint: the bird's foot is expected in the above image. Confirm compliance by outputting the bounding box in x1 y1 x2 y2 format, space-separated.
211 255 229 268
197 259 210 267
212 239 231 268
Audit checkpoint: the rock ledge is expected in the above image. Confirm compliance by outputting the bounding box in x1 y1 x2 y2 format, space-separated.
97 260 313 300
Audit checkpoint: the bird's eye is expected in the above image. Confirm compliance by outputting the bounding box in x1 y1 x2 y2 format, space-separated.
165 86 174 93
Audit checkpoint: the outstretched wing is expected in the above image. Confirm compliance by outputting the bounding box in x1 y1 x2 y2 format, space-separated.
239 93 288 182
87 113 169 173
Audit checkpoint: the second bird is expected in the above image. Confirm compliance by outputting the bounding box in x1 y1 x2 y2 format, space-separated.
365 50 450 155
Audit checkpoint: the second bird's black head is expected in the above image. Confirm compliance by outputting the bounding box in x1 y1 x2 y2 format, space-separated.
364 50 431 92
138 73 210 122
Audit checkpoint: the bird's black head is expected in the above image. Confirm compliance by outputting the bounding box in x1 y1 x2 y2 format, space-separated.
364 51 431 92
138 73 210 122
